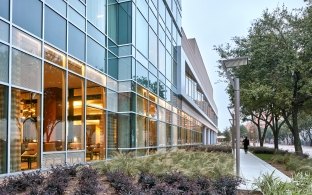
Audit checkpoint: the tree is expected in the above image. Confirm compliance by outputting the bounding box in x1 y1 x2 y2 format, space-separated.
215 4 312 154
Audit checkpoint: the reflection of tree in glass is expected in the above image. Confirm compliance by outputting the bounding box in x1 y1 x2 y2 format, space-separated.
135 76 166 98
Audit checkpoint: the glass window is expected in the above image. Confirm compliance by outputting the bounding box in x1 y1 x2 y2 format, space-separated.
108 52 118 79
159 0 166 21
107 89 117 112
159 81 166 99
149 101 157 119
68 57 85 76
86 80 106 109
166 124 172 145
136 12 148 57
149 28 157 67
86 107 106 161
68 6 85 31
149 120 157 147
13 0 42 37
118 57 132 80
159 43 165 75
149 73 157 94
0 0 9 20
68 0 85 16
0 43 9 83
136 62 148 87
118 92 135 112
0 85 8 174
86 66 106 86
108 3 117 43
137 96 148 116
137 0 148 19
107 111 117 151
12 49 41 91
11 89 41 172
158 106 165 122
149 11 157 33
45 0 66 17
12 27 42 57
68 23 85 61
45 6 66 51
118 2 132 45
117 113 135 148
87 37 105 72
44 45 66 67
166 51 172 81
87 0 106 33
158 122 166 147
67 73 85 151
0 20 9 42
137 115 148 147
44 63 66 152
87 22 106 45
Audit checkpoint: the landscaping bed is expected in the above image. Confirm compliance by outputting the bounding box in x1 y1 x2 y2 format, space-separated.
0 149 244 194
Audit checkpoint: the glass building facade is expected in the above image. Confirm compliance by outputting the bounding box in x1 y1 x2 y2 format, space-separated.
0 0 217 175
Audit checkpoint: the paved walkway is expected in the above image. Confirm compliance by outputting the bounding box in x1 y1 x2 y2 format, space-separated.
238 149 291 191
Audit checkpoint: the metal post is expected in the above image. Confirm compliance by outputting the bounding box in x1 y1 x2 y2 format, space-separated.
234 78 240 176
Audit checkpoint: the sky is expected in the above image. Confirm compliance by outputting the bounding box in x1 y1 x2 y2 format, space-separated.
182 0 307 132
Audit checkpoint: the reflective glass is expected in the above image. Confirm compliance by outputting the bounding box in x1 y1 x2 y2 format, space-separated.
137 0 148 19
136 12 148 57
0 20 9 42
149 73 157 94
12 49 41 91
68 57 85 76
137 115 148 147
159 43 165 75
68 6 85 31
149 28 157 67
137 96 148 116
44 63 66 152
149 11 157 33
46 0 66 16
117 113 135 148
87 0 106 33
158 122 166 147
118 2 132 44
149 120 157 146
86 107 106 161
108 52 118 79
0 43 9 82
87 37 105 72
67 73 85 150
13 0 42 37
68 0 85 16
68 24 85 61
86 66 106 86
87 22 106 45
45 6 66 51
11 89 41 172
12 27 42 57
166 51 172 81
86 80 106 109
44 45 66 67
0 85 8 174
118 57 132 80
0 0 9 20
107 89 117 112
136 62 148 87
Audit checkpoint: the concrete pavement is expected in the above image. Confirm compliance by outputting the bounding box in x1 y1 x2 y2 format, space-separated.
237 149 291 191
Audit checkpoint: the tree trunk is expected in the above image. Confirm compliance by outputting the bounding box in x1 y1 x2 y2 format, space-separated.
273 132 279 150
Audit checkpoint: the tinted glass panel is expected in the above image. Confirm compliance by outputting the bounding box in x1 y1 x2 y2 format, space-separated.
87 37 105 72
44 63 66 151
136 12 148 57
45 6 66 51
68 0 85 16
0 85 8 174
149 28 157 66
0 0 9 20
118 57 131 80
87 22 106 45
0 43 9 82
11 89 41 172
0 20 9 42
68 6 85 31
118 2 132 44
12 27 42 57
68 23 85 61
87 0 106 33
13 0 42 37
12 49 42 91
67 73 85 150
45 0 66 17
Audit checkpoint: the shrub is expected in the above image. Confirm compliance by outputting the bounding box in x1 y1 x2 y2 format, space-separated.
75 166 99 195
106 170 140 194
213 175 242 195
138 173 157 190
184 145 232 153
0 170 44 194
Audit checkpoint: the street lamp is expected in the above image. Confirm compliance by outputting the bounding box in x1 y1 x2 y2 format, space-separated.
228 106 235 151
221 57 248 176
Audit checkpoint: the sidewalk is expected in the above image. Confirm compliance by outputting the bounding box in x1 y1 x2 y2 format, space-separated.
238 149 291 190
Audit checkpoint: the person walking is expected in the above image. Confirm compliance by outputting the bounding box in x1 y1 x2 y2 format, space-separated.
243 137 250 154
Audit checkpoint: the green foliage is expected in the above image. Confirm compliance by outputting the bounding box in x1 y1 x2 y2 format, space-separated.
254 172 312 194
95 150 234 179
